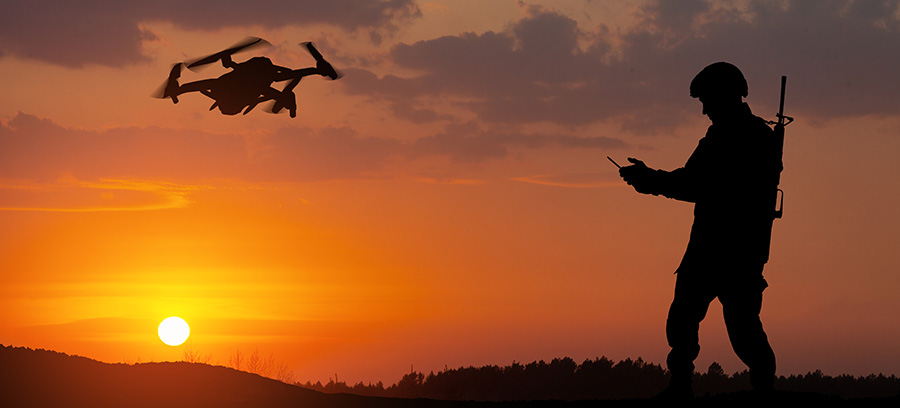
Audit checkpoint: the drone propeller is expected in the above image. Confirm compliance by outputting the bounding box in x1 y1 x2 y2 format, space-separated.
151 80 169 100
186 37 270 70
151 63 184 103
302 42 342 80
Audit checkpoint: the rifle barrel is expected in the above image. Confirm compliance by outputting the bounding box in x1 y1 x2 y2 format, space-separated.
778 76 787 124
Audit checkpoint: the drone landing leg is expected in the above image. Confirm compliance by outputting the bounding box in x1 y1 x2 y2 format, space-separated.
268 81 299 118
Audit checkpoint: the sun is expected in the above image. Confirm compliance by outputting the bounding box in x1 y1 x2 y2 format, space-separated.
158 316 190 346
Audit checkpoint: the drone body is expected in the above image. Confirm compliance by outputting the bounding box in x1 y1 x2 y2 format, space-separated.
157 38 341 118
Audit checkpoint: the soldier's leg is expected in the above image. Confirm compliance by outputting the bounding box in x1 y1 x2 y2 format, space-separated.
666 273 716 392
720 274 776 391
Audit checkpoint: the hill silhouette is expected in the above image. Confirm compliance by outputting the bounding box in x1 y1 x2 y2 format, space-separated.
0 345 446 408
2 345 896 407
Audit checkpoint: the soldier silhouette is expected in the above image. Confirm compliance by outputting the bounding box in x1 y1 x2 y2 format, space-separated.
618 62 779 399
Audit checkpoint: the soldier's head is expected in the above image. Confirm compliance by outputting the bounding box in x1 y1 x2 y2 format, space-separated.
690 62 747 122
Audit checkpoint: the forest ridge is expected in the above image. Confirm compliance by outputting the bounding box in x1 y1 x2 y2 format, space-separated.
3 344 899 404
298 356 900 401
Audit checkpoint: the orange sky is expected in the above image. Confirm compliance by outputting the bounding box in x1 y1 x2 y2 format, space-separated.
3 1 900 383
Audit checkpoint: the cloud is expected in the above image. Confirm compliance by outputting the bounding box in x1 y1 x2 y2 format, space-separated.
341 1 900 129
652 0 900 118
409 121 626 162
0 112 250 181
339 7 687 128
16 317 147 342
0 0 421 67
512 172 623 188
0 2 153 67
387 98 455 123
250 125 404 181
1 112 626 185
0 177 203 212
412 177 487 185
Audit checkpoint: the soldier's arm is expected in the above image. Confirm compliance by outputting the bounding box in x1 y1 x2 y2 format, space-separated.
653 167 700 202
651 135 715 202
620 158 699 201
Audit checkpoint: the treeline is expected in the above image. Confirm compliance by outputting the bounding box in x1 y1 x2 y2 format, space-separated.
296 357 900 401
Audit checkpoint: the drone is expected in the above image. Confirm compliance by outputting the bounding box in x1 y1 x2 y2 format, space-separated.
155 37 341 118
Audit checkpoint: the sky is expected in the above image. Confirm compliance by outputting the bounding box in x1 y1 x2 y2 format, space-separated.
2 0 900 384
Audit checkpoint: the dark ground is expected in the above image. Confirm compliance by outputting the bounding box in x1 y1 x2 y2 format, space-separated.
1 345 895 407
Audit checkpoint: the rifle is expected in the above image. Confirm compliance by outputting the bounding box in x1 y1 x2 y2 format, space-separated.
770 76 793 220
763 76 792 264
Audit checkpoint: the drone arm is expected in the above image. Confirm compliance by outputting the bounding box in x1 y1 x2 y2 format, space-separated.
273 67 319 82
272 64 293 73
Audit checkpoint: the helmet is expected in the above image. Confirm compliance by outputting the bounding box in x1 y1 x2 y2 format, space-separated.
690 62 748 98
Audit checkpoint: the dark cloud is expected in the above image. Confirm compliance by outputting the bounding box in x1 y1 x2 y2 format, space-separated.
388 98 454 123
388 11 594 97
411 122 507 162
0 2 154 67
252 125 404 181
1 112 624 182
0 112 249 180
341 8 682 128
0 0 420 67
669 0 900 118
342 1 900 128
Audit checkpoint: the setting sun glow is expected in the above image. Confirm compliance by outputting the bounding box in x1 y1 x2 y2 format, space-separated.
158 317 190 346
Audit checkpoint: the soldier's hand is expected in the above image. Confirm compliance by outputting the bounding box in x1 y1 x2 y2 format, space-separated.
619 157 658 195
626 157 647 167
618 157 648 182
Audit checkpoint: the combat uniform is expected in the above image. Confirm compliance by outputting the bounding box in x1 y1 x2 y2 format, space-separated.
644 102 780 391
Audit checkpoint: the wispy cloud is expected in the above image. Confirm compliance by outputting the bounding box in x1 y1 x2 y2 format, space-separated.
512 172 623 188
0 177 209 212
413 177 488 185
2 112 627 184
